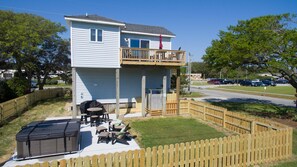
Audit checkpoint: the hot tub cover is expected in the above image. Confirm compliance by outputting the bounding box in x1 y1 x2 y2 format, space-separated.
16 119 80 142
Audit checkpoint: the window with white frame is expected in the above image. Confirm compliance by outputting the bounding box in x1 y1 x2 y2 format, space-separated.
130 39 149 48
90 29 103 42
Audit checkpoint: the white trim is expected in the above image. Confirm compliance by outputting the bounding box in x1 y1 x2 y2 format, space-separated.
118 27 121 66
129 38 150 48
122 30 175 38
70 21 74 67
65 17 125 27
89 28 103 43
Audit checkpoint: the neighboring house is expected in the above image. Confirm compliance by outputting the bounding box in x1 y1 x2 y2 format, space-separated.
65 14 186 117
0 69 17 80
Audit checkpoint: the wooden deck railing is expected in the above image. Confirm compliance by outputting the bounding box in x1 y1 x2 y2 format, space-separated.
120 48 186 66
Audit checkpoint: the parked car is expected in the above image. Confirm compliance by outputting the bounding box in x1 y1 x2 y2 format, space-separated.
275 79 288 84
240 80 254 86
31 80 37 88
221 79 235 84
262 80 276 86
253 81 265 87
207 79 222 85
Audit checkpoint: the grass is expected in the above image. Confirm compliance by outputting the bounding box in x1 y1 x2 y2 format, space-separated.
210 101 296 120
192 81 209 86
128 117 226 148
213 86 295 100
181 92 204 98
44 83 71 88
0 97 71 164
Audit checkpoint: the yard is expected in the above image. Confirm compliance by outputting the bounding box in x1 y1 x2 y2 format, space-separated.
126 117 227 148
214 86 295 100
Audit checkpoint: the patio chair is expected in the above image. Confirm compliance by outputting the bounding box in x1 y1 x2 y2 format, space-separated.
111 124 130 145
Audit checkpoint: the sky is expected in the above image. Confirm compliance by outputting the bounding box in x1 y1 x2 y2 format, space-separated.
1 0 297 61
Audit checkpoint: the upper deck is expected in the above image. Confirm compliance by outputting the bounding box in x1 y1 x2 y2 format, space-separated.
120 48 186 67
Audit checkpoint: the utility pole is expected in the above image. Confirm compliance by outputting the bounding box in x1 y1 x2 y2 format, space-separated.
188 53 192 92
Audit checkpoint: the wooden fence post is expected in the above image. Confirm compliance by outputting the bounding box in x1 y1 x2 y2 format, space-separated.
251 121 256 134
222 109 226 128
187 100 190 114
203 105 206 120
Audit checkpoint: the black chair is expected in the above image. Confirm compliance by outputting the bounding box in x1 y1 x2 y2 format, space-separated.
80 100 108 125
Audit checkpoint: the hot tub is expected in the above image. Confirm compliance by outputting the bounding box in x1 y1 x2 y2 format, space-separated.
16 119 80 159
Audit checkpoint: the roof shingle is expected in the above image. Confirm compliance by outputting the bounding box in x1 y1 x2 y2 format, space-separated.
122 23 175 36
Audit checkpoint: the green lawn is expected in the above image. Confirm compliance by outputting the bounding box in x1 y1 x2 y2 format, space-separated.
128 117 226 148
192 81 209 86
181 92 204 98
218 86 295 96
0 97 71 164
210 101 296 120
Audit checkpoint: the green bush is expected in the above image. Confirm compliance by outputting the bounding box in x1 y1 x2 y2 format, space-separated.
0 81 16 102
6 77 29 97
46 78 58 85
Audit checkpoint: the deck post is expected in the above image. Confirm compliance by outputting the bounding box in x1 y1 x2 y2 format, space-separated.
116 68 120 119
141 75 146 117
72 67 77 118
176 68 180 115
162 76 167 116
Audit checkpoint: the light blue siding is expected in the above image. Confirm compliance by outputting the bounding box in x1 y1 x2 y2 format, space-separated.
75 67 171 104
71 21 120 68
120 34 172 50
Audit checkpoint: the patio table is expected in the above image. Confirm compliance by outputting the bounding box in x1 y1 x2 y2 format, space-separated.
87 107 102 126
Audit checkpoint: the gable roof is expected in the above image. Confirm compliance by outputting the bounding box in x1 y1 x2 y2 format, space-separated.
65 14 175 37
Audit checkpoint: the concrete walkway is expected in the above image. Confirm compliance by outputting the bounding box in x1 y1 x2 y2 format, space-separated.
4 113 141 167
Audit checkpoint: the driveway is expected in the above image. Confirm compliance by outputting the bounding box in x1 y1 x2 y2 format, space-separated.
190 86 295 107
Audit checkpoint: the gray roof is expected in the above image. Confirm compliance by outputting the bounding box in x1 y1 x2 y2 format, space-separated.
64 14 124 24
65 14 175 36
122 23 175 36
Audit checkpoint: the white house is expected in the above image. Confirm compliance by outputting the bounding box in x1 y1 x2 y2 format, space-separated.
65 14 186 117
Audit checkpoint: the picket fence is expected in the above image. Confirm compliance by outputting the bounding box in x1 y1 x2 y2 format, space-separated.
18 99 293 167
0 88 64 125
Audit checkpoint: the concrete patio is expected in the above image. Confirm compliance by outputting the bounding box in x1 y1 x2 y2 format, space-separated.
4 113 141 167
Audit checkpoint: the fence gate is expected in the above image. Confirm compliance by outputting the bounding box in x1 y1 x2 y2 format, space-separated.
147 89 163 115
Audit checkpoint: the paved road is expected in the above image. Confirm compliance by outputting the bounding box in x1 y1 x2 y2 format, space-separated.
190 86 296 107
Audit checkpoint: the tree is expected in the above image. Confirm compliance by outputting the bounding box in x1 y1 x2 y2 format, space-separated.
0 10 66 92
203 13 297 91
36 37 70 90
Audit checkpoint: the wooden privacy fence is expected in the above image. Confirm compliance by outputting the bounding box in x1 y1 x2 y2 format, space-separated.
185 100 287 134
20 99 293 167
0 88 64 125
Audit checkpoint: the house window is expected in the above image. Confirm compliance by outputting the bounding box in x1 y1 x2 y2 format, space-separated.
130 39 149 48
90 29 103 42
130 39 140 48
141 40 149 48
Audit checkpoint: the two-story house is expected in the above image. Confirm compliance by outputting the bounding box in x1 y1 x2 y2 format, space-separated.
65 14 186 118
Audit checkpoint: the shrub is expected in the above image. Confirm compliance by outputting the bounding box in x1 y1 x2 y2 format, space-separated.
6 77 29 97
0 81 16 102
